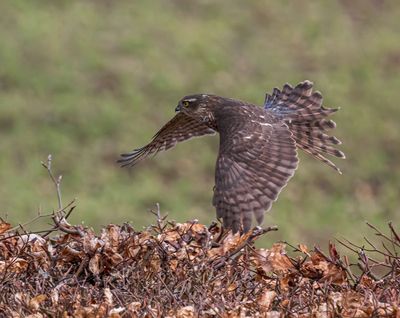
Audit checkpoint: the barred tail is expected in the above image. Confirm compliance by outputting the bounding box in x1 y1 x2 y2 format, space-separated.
288 118 345 173
264 80 345 173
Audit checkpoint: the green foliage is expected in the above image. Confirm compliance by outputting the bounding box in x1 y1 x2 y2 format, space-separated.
1 1 400 246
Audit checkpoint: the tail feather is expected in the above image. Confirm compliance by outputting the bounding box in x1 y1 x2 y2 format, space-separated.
300 146 343 174
265 80 345 173
291 126 342 145
293 128 343 147
290 118 337 131
293 134 345 159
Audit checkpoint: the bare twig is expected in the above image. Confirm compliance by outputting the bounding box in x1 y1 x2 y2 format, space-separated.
41 154 63 210
388 221 400 244
366 222 400 248
39 155 82 236
6 211 54 234
149 203 168 233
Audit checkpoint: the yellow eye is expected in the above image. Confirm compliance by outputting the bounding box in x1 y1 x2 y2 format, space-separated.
182 100 189 107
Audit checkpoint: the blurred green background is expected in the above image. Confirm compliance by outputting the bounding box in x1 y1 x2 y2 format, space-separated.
1 0 399 246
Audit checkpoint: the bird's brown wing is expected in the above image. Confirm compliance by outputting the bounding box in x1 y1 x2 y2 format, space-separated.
118 112 215 167
213 121 298 233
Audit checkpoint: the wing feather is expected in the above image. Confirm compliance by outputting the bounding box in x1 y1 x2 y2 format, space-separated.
118 112 215 167
213 120 298 233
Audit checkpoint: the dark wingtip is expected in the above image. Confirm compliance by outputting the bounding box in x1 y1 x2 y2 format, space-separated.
117 152 139 167
120 153 134 158
116 147 148 168
116 157 131 168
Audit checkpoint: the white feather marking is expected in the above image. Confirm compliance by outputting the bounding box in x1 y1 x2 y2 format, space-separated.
260 123 272 127
250 120 272 127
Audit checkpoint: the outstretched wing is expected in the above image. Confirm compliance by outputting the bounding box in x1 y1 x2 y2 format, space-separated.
264 80 345 173
213 118 298 233
118 112 215 167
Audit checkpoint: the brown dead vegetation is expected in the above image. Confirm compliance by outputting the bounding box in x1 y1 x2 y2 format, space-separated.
0 156 399 317
0 210 399 317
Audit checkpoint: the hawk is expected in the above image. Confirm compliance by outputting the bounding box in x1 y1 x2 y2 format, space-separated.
118 81 345 233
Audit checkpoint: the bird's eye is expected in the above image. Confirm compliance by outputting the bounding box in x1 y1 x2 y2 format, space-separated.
182 101 190 107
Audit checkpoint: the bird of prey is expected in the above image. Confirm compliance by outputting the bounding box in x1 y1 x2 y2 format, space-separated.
118 81 345 233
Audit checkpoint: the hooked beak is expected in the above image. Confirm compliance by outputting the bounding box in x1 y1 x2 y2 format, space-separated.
175 104 181 112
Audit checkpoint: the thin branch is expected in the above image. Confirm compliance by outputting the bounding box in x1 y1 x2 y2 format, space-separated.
388 221 400 244
41 154 63 210
366 222 400 248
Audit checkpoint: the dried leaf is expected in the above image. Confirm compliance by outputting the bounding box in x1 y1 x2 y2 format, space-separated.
298 243 310 256
0 221 11 234
329 241 340 261
8 258 29 273
29 294 47 311
50 288 59 305
89 253 102 275
359 275 375 289
257 290 276 311
320 263 346 285
0 261 5 273
126 302 141 313
103 287 113 306
109 307 124 318
255 243 294 274
25 314 44 318
227 282 237 292
176 306 195 318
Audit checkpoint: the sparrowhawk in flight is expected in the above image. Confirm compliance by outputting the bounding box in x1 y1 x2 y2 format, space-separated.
118 81 345 233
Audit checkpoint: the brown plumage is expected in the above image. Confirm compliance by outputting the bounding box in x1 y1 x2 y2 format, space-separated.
119 80 345 233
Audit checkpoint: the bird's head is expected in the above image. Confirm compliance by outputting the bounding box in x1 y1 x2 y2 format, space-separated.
175 94 216 120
